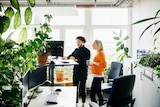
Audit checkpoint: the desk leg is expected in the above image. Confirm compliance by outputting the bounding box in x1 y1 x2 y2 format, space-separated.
49 61 55 86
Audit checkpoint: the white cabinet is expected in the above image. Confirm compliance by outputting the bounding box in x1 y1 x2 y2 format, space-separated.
132 65 143 107
132 64 160 107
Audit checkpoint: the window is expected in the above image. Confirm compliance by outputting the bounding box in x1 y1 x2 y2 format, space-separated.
64 29 83 56
48 29 61 41
92 8 128 25
93 29 127 58
42 9 85 25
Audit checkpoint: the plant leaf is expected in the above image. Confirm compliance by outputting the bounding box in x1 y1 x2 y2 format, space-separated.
120 43 124 49
116 47 121 52
28 0 36 7
124 47 129 53
116 41 122 46
155 9 160 17
153 27 160 36
113 36 120 40
0 16 10 34
132 17 159 25
17 27 28 44
10 0 20 10
24 7 32 25
153 37 157 46
5 7 14 19
14 10 22 29
26 45 32 53
139 21 160 39
123 36 129 40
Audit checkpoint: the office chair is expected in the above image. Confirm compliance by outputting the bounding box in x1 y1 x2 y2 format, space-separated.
102 62 123 90
90 74 136 107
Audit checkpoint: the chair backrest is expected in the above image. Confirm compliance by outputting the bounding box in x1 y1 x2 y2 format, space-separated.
107 74 136 107
108 62 123 81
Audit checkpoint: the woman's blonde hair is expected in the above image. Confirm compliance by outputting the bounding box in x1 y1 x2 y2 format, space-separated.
94 40 104 52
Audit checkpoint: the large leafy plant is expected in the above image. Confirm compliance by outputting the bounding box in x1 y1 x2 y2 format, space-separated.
132 9 160 51
113 30 131 62
139 52 160 78
34 14 53 55
132 9 160 39
0 0 36 106
0 0 35 42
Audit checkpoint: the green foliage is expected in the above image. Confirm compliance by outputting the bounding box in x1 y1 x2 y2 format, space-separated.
139 53 160 78
0 16 10 34
132 9 160 39
34 14 53 55
28 0 36 7
25 7 32 25
0 0 35 106
113 30 131 62
5 7 14 19
17 27 28 44
154 65 160 78
10 0 20 10
14 10 22 29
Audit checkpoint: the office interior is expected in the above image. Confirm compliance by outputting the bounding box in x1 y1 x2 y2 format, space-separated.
0 0 160 107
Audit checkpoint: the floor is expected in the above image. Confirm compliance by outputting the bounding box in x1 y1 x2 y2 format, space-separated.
77 90 109 107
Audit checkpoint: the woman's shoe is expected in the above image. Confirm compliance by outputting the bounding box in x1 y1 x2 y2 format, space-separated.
89 101 99 107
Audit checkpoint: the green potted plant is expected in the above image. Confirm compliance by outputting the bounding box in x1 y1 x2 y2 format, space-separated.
113 30 131 62
139 52 160 78
34 14 53 65
0 36 37 107
0 0 37 106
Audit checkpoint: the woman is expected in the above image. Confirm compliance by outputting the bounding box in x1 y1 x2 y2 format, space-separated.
90 40 107 106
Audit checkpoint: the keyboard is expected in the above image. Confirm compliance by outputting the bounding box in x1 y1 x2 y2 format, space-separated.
47 92 59 104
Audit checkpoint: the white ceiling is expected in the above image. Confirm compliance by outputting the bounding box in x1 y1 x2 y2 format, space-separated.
0 0 132 7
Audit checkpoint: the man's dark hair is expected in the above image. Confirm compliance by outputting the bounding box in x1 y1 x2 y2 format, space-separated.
76 36 86 43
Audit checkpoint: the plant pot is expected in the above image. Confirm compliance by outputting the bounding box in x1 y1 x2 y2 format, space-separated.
56 71 64 82
38 53 49 65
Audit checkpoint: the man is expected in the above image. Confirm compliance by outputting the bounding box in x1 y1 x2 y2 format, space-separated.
68 36 90 106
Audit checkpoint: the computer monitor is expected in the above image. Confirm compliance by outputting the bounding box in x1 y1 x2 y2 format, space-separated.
46 41 64 58
23 66 47 93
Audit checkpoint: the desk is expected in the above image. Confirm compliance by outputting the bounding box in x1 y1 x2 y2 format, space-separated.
48 59 78 85
54 80 73 86
24 86 77 107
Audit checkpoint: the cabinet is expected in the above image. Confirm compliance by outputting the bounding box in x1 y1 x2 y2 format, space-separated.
132 64 160 107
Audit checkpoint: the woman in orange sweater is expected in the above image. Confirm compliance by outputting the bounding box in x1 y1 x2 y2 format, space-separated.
90 40 107 106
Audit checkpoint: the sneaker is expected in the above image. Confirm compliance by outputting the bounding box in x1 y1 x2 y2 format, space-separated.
89 101 99 107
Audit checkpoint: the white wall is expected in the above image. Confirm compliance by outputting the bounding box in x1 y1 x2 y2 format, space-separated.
132 0 160 59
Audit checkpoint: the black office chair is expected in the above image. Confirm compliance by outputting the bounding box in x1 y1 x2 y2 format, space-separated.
90 74 136 107
102 62 123 90
107 74 136 107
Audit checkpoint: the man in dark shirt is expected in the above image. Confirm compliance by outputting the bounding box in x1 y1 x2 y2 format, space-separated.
68 36 90 106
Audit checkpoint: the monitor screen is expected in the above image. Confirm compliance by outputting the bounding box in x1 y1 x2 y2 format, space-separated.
46 41 64 57
23 66 47 92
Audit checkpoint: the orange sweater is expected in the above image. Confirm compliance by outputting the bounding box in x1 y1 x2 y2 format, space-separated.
92 51 107 75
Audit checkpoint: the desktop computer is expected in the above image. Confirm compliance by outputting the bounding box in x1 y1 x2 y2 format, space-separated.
46 41 64 59
22 66 48 99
